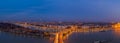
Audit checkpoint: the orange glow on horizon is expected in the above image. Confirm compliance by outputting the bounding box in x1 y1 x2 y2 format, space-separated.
112 23 120 37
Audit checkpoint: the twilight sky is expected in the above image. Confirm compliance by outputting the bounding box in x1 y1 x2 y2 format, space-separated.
0 0 120 22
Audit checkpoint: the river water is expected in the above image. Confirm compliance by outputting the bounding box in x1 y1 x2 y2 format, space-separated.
0 28 120 43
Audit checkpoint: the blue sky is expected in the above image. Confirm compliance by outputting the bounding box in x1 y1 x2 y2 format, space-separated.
0 0 120 22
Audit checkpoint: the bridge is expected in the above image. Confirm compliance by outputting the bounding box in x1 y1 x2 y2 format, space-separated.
53 28 112 43
54 28 75 43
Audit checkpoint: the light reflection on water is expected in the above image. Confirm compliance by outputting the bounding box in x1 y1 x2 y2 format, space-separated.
0 32 52 43
64 28 120 43
0 28 120 43
65 31 114 43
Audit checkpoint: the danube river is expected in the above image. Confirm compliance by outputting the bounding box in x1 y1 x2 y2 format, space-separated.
0 28 120 43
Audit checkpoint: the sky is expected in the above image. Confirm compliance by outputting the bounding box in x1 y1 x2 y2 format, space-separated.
0 0 120 22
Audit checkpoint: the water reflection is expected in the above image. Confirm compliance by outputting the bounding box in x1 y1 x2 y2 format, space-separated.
113 27 120 38
0 32 53 43
64 28 114 43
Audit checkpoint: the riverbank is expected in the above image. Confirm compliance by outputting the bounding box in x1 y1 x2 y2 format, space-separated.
0 23 51 38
